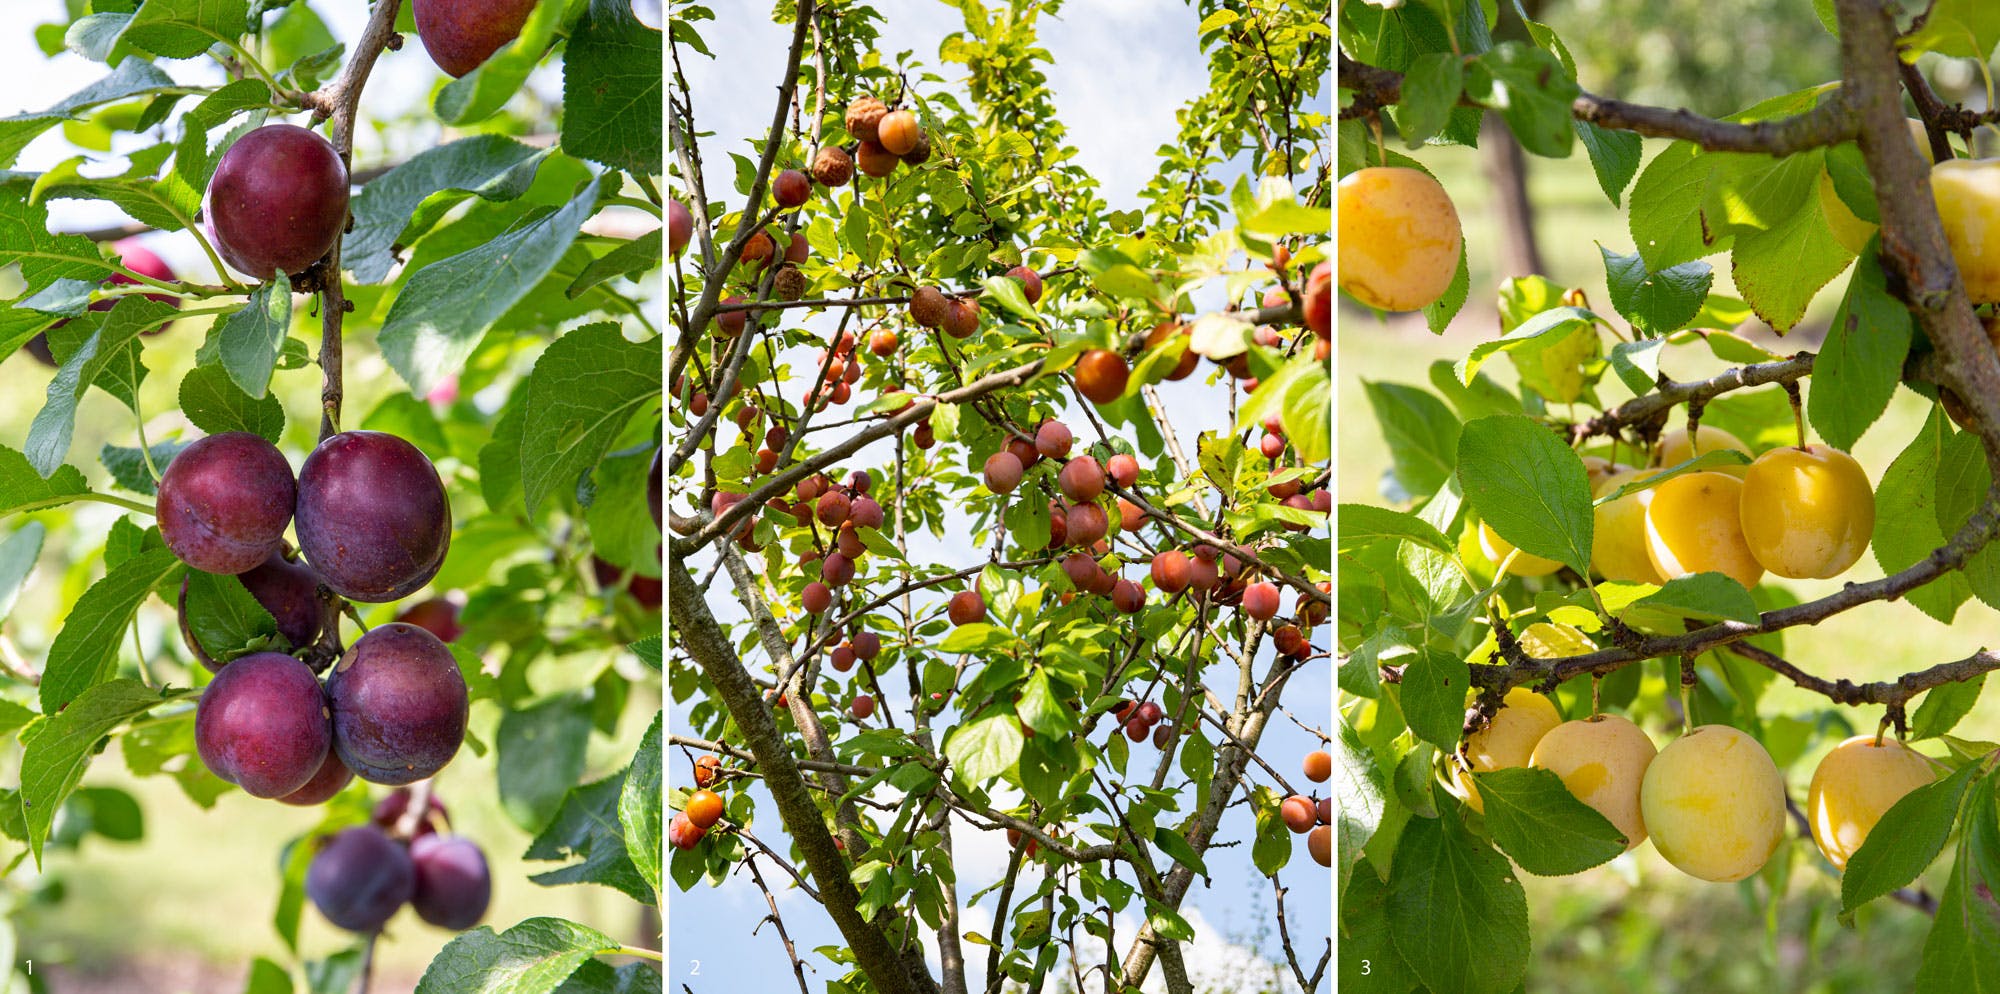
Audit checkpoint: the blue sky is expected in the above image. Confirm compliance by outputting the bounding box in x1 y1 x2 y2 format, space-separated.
669 2 1334 991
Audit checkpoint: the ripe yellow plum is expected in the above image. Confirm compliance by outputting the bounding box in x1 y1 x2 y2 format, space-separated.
1640 724 1787 882
1819 119 1935 255
1644 472 1765 590
1450 687 1562 814
1807 735 1936 870
1478 522 1562 578
1739 444 1876 579
1655 426 1753 477
1529 714 1658 849
1336 167 1462 312
1931 158 2000 303
1592 468 1664 585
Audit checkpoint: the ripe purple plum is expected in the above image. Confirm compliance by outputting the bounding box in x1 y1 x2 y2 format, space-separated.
395 597 464 643
306 826 415 932
157 433 296 575
326 623 470 785
195 652 333 798
409 834 492 930
295 431 451 602
412 0 536 77
279 751 356 806
206 125 350 279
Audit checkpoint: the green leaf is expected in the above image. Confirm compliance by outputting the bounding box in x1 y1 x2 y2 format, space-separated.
618 712 661 902
1911 676 1986 741
1618 573 1761 632
40 548 179 715
561 0 662 174
1341 857 1419 993
1809 250 1910 451
0 445 102 515
1900 0 2000 62
0 522 47 623
1472 767 1627 875
244 956 293 994
1151 825 1209 878
0 60 179 169
118 0 251 59
1387 808 1531 994
99 439 186 498
1574 119 1642 205
1399 649 1469 752
178 363 287 444
1457 415 1592 574
182 568 281 663
1018 669 1075 739
945 713 1025 786
525 771 652 903
567 231 662 298
1628 141 1719 269
195 281 293 400
1912 780 2000 993
517 323 662 515
1600 247 1712 338
413 917 619 994
1396 52 1462 148
497 693 594 831
1464 42 1578 157
1364 381 1461 501
28 297 172 477
1842 759 1976 913
1338 504 1454 557
21 679 185 867
1873 409 1970 623
378 177 603 395
345 136 552 284
1729 181 1854 333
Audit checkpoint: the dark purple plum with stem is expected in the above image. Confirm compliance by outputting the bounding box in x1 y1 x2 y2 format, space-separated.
409 834 492 929
205 124 349 280
412 0 537 77
278 751 355 806
194 652 332 798
306 825 414 932
157 433 296 575
177 550 326 670
372 787 449 838
326 623 469 785
295 431 451 602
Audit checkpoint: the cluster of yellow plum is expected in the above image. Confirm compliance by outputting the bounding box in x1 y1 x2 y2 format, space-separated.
1446 685 1939 881
1485 423 1878 592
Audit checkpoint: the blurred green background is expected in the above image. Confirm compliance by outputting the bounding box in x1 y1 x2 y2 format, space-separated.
1341 1 2000 990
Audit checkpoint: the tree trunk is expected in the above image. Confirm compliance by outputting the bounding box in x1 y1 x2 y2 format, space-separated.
1482 113 1546 279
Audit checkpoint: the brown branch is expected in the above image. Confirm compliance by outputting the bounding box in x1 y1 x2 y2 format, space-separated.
1724 642 2000 710
1570 352 1815 444
300 0 403 442
1339 51 1859 155
667 549 933 994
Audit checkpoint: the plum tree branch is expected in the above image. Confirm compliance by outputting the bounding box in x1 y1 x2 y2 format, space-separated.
1568 352 1816 444
1338 51 1859 155
667 549 932 994
1724 642 2000 712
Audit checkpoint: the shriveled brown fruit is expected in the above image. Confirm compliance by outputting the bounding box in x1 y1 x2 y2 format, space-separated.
900 131 933 165
811 147 854 187
909 286 950 328
773 264 809 301
846 97 887 142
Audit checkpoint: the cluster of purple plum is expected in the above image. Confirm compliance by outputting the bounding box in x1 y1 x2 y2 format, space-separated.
306 788 492 934
164 430 467 802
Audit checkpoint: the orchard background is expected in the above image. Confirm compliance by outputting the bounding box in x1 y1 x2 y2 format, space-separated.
0 1 662 992
667 1 1332 993
1340 1 2000 992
